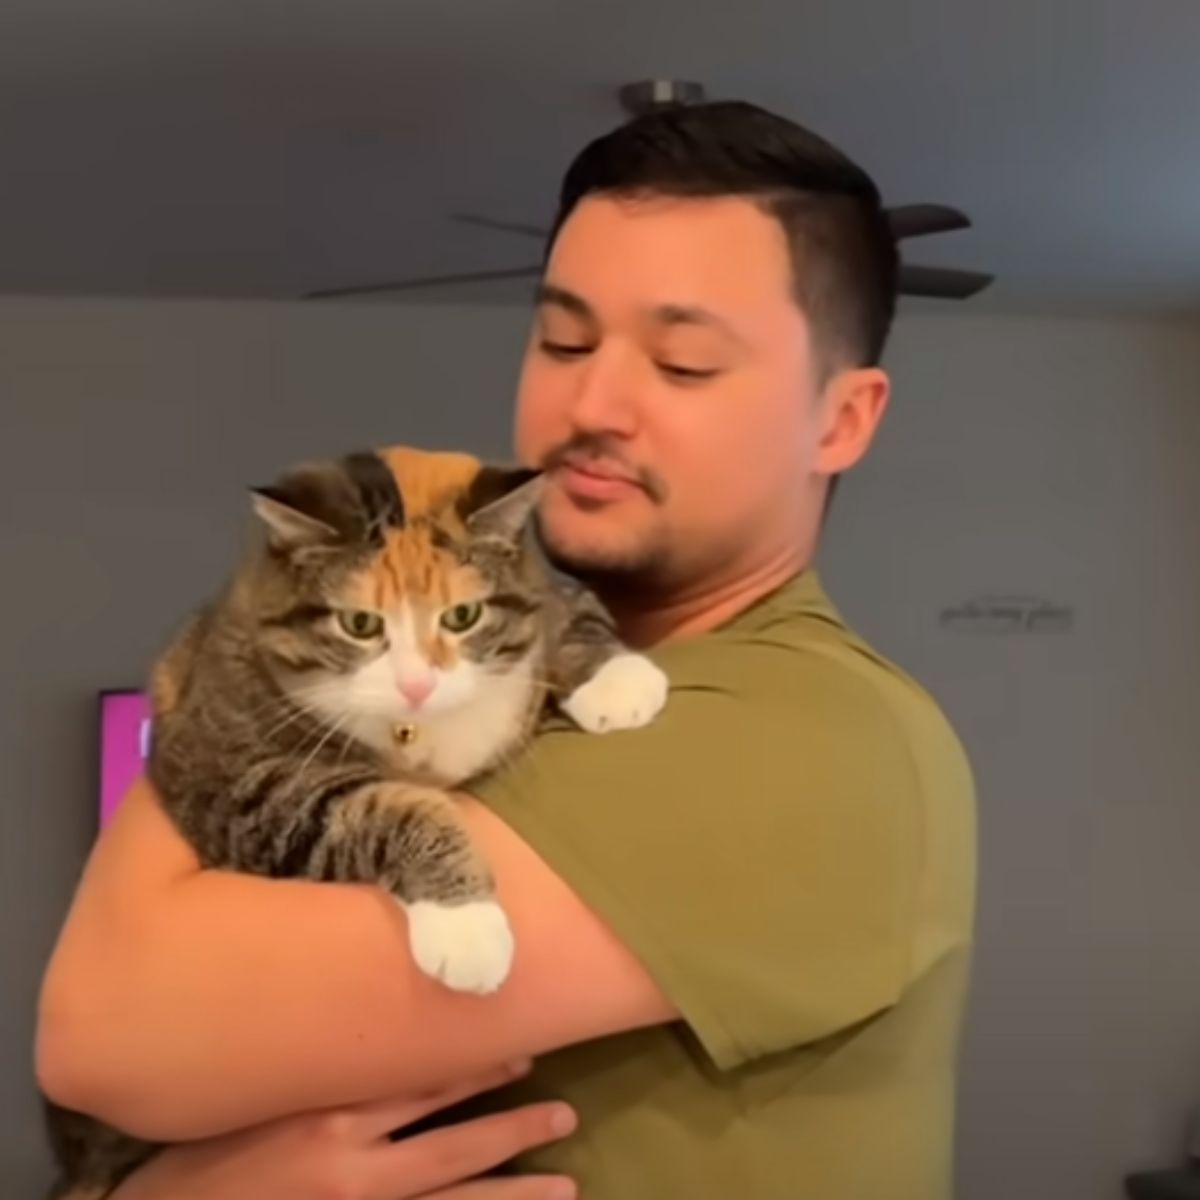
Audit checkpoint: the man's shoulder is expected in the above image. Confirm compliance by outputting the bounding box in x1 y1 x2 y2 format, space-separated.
653 571 971 789
652 570 943 715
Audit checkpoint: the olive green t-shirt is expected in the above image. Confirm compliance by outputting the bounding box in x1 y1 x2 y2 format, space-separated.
472 570 976 1200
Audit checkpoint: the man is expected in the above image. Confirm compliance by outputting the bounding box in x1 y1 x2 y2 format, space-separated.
38 100 976 1199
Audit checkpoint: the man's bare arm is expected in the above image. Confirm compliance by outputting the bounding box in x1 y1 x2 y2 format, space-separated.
37 779 675 1142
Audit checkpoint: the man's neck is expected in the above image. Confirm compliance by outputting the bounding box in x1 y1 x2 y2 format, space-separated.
601 544 809 649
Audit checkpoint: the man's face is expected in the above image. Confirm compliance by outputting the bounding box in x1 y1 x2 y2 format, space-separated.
513 193 882 589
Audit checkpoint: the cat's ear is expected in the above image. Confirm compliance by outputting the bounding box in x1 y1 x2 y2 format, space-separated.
249 462 356 550
461 465 544 542
250 486 340 550
252 452 404 553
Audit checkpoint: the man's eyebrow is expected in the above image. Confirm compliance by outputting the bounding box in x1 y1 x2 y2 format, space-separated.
535 288 747 347
535 283 594 320
653 304 747 346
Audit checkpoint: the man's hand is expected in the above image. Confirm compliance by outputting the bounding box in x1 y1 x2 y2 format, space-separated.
112 1061 576 1200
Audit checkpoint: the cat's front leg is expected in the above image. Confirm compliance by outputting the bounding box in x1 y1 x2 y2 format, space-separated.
289 781 514 995
560 651 670 733
547 580 670 734
367 783 515 995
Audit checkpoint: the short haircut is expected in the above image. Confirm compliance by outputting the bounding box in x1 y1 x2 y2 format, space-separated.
548 100 899 375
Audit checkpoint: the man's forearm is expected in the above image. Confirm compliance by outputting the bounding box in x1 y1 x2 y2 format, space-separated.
36 782 673 1142
39 864 467 1140
36 785 505 1141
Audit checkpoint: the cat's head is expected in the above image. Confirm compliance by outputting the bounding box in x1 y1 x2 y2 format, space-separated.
243 446 546 732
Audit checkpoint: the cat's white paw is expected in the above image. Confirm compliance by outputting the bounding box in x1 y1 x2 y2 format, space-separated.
406 900 515 995
562 653 669 734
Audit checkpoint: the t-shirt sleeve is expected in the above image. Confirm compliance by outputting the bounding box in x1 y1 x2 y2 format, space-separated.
471 634 921 1071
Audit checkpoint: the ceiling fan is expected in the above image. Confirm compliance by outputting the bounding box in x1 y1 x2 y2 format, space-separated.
305 79 994 303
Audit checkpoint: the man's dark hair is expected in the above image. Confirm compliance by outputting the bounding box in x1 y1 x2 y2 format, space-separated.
548 100 899 375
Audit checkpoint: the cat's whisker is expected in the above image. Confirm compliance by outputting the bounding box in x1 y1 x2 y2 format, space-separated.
269 707 342 762
262 681 383 746
289 679 348 699
248 681 347 736
240 693 302 724
260 702 324 744
335 727 357 769
483 667 557 692
286 709 349 755
287 713 352 793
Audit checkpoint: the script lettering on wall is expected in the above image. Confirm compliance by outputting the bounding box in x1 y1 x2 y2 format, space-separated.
939 594 1075 635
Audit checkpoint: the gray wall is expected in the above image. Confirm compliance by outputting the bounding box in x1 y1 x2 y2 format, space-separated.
823 311 1200 1199
0 295 530 1195
3 296 1199 1198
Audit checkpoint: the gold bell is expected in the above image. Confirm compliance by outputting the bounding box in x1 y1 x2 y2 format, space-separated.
393 722 419 746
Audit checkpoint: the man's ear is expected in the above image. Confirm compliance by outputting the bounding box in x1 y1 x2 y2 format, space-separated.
814 367 891 476
460 465 544 542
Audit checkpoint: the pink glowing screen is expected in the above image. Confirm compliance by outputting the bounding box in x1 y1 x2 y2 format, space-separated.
98 690 152 827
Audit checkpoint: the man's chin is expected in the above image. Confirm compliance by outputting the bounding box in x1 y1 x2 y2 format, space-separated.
536 521 657 582
535 495 667 576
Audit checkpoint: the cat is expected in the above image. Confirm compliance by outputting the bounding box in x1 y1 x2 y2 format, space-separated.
44 444 669 1200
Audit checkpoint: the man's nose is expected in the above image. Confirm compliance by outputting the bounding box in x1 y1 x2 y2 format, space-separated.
568 347 639 436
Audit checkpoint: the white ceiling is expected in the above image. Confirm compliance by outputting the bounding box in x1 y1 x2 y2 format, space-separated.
1 0 1197 315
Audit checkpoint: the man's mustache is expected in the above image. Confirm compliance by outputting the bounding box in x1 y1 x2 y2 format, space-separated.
540 435 669 504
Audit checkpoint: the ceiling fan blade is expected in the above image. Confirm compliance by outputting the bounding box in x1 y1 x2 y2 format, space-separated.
451 213 549 239
886 204 972 240
453 205 974 246
304 265 542 300
899 263 994 299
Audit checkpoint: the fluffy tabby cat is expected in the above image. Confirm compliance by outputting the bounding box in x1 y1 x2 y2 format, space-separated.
44 444 668 1200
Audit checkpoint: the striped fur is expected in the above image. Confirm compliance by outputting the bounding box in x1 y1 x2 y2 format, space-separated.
44 445 667 1200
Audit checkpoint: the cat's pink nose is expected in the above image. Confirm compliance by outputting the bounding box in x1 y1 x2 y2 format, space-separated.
398 675 435 708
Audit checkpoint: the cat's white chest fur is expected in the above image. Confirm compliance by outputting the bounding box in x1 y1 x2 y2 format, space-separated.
387 662 537 786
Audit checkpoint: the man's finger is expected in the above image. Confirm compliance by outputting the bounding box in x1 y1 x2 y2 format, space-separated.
368 1102 577 1199
349 1060 533 1140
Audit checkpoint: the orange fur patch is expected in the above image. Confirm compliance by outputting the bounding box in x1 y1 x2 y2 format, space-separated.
376 444 484 524
342 446 494 670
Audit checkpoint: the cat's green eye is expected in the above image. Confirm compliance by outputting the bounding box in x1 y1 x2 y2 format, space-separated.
440 602 484 634
337 610 385 640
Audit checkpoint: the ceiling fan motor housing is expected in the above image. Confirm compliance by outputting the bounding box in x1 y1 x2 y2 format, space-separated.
618 79 707 115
